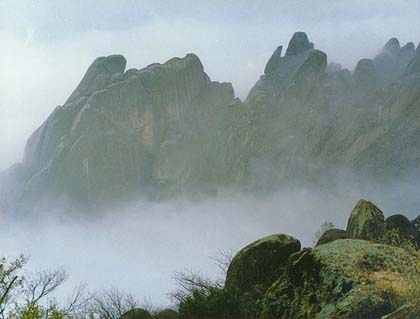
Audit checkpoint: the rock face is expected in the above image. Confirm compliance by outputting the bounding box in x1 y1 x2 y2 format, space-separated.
180 200 419 319
373 38 415 84
246 31 316 103
3 31 420 211
9 53 248 210
259 239 419 319
346 200 385 241
225 234 301 298
315 228 347 246
243 32 420 188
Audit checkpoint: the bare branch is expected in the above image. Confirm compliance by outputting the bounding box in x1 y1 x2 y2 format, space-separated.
23 268 68 305
210 249 235 275
61 283 92 317
169 268 222 303
91 288 139 319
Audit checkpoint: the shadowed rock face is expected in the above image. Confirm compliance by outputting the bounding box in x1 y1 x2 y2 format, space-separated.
3 32 420 211
285 31 314 56
225 234 301 299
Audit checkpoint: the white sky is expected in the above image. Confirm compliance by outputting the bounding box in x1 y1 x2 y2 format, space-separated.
1 0 419 169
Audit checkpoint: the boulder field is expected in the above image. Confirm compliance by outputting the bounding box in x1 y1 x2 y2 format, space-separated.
223 199 420 319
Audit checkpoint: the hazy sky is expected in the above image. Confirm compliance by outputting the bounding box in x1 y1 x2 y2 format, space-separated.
1 0 419 169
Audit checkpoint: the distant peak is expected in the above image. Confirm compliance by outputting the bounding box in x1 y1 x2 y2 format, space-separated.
383 38 400 54
285 32 314 56
264 46 283 75
354 58 375 71
406 42 420 74
162 53 204 69
401 42 415 53
66 54 127 103
102 54 127 74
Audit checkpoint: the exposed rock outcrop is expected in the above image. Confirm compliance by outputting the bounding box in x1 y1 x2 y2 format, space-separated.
225 234 300 298
315 228 347 246
181 200 420 319
11 53 247 210
259 239 419 319
346 200 385 241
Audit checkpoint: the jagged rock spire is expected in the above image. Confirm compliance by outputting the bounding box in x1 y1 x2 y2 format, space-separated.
382 38 400 55
264 46 283 75
406 42 420 74
67 54 127 103
285 32 314 56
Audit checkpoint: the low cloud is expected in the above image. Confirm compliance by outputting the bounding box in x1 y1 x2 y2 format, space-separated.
1 178 419 306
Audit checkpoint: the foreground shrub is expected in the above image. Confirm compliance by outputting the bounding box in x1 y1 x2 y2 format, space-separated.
178 286 254 319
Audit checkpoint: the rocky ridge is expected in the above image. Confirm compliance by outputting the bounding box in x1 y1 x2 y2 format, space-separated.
2 32 420 211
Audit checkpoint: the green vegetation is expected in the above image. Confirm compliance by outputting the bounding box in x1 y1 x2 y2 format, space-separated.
178 286 253 319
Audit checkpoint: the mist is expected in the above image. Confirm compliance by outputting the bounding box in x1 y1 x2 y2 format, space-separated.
1 177 419 307
0 189 377 306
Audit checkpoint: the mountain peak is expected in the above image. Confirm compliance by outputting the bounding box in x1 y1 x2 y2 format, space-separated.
264 46 283 75
382 38 400 55
285 32 314 56
67 54 127 103
401 42 415 54
406 42 420 74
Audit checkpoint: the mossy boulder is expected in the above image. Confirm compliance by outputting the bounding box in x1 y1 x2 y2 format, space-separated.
315 228 347 246
225 234 301 298
120 308 152 319
259 239 419 319
346 200 385 241
381 303 420 319
153 308 178 319
384 214 420 248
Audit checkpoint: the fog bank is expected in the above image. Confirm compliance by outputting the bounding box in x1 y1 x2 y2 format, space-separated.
1 181 419 306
